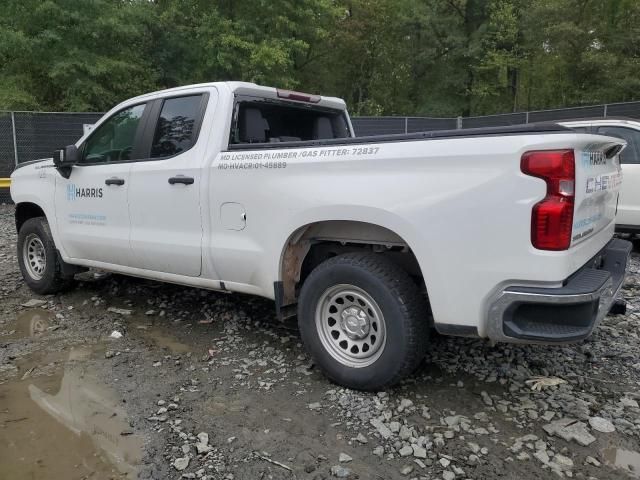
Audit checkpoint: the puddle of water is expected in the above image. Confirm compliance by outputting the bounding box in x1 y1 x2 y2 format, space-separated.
0 345 143 479
142 326 192 354
2 308 53 339
127 315 192 354
603 447 640 478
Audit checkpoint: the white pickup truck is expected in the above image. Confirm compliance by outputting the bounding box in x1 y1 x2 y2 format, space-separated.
10 82 632 390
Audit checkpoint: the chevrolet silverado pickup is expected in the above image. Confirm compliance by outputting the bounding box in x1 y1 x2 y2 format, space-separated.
10 82 632 390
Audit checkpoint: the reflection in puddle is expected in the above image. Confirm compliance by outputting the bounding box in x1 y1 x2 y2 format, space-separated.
2 308 52 339
0 346 143 479
603 447 640 478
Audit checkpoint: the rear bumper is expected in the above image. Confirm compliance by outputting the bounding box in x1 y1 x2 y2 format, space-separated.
487 238 632 343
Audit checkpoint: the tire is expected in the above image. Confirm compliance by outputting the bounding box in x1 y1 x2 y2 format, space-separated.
298 252 429 391
17 217 76 295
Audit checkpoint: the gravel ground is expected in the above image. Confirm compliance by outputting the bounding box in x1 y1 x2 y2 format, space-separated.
1 203 639 480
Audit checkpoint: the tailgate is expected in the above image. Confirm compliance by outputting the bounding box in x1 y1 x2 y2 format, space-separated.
572 138 625 246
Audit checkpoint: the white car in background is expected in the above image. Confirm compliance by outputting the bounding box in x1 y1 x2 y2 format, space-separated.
561 118 640 234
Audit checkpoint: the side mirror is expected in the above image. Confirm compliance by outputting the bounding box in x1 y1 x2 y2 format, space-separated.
53 145 79 167
53 145 78 179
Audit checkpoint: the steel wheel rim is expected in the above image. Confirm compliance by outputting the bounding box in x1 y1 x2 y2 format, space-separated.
315 284 387 368
23 233 46 281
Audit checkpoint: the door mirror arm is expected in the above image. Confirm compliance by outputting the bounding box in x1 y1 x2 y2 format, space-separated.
53 145 79 179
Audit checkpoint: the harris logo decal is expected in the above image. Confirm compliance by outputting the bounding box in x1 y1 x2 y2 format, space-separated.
66 183 103 201
580 151 607 168
66 184 76 201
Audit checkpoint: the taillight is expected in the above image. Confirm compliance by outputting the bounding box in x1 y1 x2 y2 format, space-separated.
521 150 575 251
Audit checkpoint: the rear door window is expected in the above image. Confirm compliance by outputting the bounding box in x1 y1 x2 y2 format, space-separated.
596 126 640 164
150 95 203 158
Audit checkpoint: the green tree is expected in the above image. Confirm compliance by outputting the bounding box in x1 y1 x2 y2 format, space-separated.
521 0 640 109
302 0 416 115
149 0 340 89
0 0 159 110
2 0 640 116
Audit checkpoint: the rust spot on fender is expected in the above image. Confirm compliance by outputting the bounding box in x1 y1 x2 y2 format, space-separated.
282 241 311 305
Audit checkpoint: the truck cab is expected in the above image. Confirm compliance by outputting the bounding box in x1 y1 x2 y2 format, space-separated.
34 83 354 279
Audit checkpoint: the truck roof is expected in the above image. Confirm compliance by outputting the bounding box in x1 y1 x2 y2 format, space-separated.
124 81 347 111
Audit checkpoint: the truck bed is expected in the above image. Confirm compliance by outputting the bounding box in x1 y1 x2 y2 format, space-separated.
227 123 571 150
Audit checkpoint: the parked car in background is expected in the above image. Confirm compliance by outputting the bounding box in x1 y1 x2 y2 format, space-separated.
560 118 640 234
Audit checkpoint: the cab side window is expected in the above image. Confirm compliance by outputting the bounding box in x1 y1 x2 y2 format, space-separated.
81 104 146 164
150 95 203 158
597 126 640 164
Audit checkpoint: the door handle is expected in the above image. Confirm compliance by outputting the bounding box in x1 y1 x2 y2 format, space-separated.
168 176 194 185
105 177 125 186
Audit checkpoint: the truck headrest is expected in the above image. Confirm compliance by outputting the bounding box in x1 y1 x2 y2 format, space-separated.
313 116 334 140
241 108 270 143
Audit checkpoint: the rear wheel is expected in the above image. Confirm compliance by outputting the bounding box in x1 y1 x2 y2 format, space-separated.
17 217 76 295
298 253 429 391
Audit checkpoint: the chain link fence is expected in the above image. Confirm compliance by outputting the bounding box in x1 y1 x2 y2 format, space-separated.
352 100 640 136
2 100 640 204
0 112 16 205
0 190 11 204
0 111 102 204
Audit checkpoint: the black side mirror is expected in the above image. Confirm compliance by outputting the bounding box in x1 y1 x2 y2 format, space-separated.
53 145 78 179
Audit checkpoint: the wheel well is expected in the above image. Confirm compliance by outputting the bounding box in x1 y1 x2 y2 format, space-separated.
15 203 46 233
279 221 426 311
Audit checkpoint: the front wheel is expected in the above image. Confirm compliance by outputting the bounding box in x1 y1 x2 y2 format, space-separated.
298 253 429 391
17 217 76 295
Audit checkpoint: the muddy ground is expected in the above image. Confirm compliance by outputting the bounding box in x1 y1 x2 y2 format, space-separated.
1 203 639 480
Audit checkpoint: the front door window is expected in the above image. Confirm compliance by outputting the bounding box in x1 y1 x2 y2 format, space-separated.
81 104 146 164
